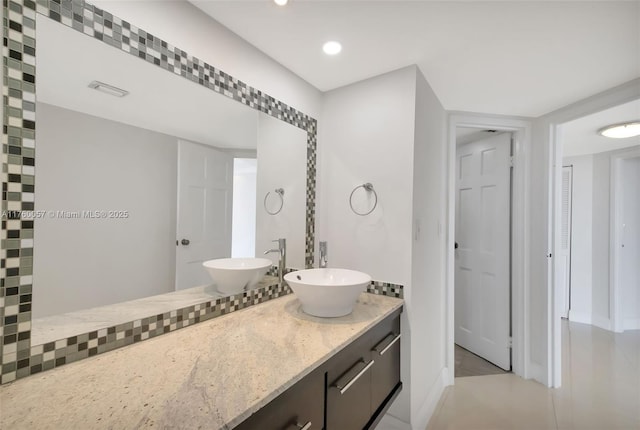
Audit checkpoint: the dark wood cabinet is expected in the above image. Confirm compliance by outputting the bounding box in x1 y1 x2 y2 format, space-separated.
326 332 375 430
235 366 324 430
326 311 402 430
367 316 402 429
236 308 402 430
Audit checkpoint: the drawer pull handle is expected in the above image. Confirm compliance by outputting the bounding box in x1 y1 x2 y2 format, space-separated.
334 359 375 395
373 333 401 356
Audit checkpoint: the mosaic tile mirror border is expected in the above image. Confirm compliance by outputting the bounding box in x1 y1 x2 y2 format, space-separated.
0 0 403 384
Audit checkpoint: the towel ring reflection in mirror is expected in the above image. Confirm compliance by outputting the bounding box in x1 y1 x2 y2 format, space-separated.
264 188 285 215
349 183 378 216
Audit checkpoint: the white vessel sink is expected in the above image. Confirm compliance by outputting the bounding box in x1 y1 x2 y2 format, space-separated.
284 268 371 317
203 258 272 295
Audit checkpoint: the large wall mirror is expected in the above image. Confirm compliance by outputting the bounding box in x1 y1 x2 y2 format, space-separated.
1 1 316 373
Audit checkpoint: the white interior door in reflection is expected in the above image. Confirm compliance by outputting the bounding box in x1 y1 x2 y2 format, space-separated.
455 132 512 371
176 140 233 290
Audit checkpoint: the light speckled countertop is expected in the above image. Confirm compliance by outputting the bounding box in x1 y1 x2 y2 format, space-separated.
0 293 403 429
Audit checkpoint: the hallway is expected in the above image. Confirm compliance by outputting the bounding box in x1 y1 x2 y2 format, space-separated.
427 321 640 429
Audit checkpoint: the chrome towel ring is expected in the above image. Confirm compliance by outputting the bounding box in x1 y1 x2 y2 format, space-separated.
264 188 285 215
349 183 378 216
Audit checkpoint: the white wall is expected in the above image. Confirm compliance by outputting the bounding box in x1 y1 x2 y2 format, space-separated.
621 157 640 329
409 69 447 429
33 102 177 318
591 152 612 324
231 158 257 258
563 148 640 330
319 65 447 428
562 155 594 324
318 67 416 286
256 113 308 269
92 0 322 119
319 67 416 425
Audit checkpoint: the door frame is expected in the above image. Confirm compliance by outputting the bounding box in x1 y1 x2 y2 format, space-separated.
560 165 573 320
610 146 640 332
446 113 532 385
548 81 640 387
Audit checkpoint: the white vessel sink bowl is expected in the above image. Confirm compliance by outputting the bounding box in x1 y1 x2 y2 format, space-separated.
284 268 371 317
203 258 272 295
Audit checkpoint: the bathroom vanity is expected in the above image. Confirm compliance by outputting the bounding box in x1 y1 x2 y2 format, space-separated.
0 293 402 429
237 297 402 430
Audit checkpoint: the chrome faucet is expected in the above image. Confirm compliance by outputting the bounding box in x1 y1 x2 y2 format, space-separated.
319 241 328 268
264 238 286 284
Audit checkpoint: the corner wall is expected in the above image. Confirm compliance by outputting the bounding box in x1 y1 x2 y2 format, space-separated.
318 66 417 425
318 65 447 428
409 69 447 428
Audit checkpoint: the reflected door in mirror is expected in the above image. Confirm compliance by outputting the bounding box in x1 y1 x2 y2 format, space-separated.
176 140 233 290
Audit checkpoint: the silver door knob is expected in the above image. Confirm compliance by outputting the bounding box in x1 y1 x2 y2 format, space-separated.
181 239 190 246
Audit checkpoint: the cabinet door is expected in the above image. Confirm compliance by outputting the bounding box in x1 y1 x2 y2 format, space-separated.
326 335 373 430
369 315 401 414
235 367 324 430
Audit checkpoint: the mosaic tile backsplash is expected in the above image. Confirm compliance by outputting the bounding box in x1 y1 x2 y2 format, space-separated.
0 0 402 384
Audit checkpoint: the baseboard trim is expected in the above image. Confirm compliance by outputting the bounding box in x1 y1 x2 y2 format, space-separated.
528 361 545 386
413 367 447 430
592 315 611 331
568 311 592 325
623 318 640 330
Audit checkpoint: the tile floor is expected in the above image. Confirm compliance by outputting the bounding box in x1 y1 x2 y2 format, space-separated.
427 321 640 430
455 344 509 377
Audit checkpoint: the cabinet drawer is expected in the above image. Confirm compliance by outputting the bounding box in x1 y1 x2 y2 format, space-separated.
236 367 324 430
326 333 373 430
369 316 401 414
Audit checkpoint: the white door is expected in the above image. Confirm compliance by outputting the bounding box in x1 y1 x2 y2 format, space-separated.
620 157 640 330
558 166 573 319
176 140 233 290
455 132 511 370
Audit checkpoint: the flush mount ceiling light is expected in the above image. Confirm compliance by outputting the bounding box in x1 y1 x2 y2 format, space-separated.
322 41 342 55
598 121 640 139
273 0 288 6
88 80 129 97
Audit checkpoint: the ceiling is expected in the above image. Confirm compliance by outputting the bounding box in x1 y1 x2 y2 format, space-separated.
562 98 640 157
37 14 259 150
191 0 640 117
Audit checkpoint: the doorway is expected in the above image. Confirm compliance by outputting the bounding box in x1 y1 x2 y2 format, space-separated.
611 151 640 331
454 129 513 375
554 100 640 336
446 114 530 385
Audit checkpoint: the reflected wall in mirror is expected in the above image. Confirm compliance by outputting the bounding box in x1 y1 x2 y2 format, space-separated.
23 13 311 348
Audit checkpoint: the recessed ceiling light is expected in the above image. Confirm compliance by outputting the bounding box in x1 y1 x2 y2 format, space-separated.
322 41 342 56
88 80 129 98
274 0 288 6
598 121 640 139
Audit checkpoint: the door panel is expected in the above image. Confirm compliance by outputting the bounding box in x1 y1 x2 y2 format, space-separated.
176 140 233 290
455 132 511 371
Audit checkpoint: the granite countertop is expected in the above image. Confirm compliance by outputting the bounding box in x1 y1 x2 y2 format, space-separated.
30 275 279 345
0 293 403 429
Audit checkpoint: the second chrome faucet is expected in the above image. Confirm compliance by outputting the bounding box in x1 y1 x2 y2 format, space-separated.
319 241 328 268
264 238 286 284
